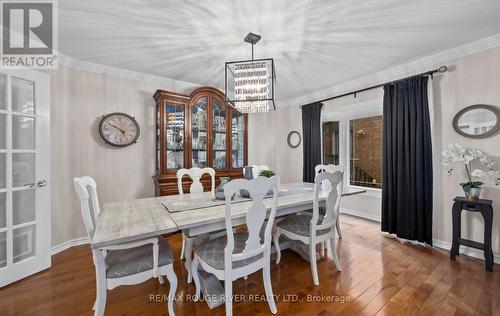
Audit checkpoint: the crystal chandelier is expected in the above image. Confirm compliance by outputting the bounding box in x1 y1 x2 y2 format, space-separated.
225 33 276 113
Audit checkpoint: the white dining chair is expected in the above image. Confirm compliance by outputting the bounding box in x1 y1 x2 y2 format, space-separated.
191 176 279 316
273 171 343 285
177 167 215 283
73 176 177 316
315 164 344 238
177 167 215 198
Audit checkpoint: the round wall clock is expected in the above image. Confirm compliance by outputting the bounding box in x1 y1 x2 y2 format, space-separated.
99 112 140 147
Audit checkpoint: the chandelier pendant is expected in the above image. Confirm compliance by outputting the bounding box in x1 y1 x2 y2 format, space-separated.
225 32 276 113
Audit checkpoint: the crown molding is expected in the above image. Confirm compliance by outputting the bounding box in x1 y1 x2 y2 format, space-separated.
57 54 201 94
283 33 500 107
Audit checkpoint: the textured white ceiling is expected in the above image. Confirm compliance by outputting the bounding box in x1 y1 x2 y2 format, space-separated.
59 0 500 103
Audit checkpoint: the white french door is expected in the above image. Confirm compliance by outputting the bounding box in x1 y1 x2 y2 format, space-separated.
0 69 50 287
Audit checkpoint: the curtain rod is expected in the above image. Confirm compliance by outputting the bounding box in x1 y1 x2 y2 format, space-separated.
299 66 448 108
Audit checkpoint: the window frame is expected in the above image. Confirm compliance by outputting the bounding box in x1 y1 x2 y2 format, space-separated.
321 100 383 198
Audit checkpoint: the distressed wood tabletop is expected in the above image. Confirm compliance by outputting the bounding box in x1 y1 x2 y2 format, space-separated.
91 198 178 248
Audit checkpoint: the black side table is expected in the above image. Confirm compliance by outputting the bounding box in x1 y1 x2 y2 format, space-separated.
450 197 494 271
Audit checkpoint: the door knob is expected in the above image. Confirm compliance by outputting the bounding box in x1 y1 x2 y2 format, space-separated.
37 180 48 187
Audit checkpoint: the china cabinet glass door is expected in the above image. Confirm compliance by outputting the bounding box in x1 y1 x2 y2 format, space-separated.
191 97 207 168
232 111 245 168
165 103 185 170
212 99 227 169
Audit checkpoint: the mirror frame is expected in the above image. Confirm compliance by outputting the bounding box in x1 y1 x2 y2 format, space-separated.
287 131 301 148
452 104 500 139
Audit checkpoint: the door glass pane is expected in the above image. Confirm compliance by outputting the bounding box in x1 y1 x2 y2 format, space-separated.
191 97 207 168
12 115 35 149
13 153 35 187
0 231 6 268
349 115 383 189
322 122 340 165
0 113 5 149
232 112 245 168
13 189 35 225
0 73 6 110
0 153 5 188
0 192 5 228
12 77 35 114
13 225 35 263
165 104 184 170
212 99 226 169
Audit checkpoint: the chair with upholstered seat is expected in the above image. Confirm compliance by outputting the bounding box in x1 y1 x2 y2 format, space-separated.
273 170 343 285
73 176 177 316
191 176 279 316
176 167 215 283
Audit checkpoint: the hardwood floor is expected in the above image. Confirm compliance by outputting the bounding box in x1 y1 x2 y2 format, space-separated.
0 215 498 316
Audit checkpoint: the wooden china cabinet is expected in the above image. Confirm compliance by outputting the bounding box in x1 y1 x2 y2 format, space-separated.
153 87 248 196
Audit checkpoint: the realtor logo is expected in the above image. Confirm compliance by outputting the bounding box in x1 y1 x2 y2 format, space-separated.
1 0 58 68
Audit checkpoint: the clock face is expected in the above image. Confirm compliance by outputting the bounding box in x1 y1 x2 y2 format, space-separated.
99 113 140 147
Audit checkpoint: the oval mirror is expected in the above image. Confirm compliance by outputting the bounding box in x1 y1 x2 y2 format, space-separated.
287 131 301 148
453 105 500 138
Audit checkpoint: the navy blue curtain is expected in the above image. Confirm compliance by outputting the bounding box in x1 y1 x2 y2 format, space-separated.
381 76 433 245
302 102 323 183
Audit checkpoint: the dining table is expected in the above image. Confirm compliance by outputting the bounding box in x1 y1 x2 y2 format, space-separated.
91 182 366 309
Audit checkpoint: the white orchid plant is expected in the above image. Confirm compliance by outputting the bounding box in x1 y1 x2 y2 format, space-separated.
442 143 497 193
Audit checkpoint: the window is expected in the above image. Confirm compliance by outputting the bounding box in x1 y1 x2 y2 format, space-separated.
349 115 383 189
322 104 383 192
322 122 339 165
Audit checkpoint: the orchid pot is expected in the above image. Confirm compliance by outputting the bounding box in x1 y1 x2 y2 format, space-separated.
467 187 481 201
460 166 484 201
461 181 482 201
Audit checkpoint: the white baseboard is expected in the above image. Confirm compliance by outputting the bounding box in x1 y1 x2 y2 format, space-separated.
51 237 89 256
432 239 500 264
340 208 499 264
340 208 381 222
